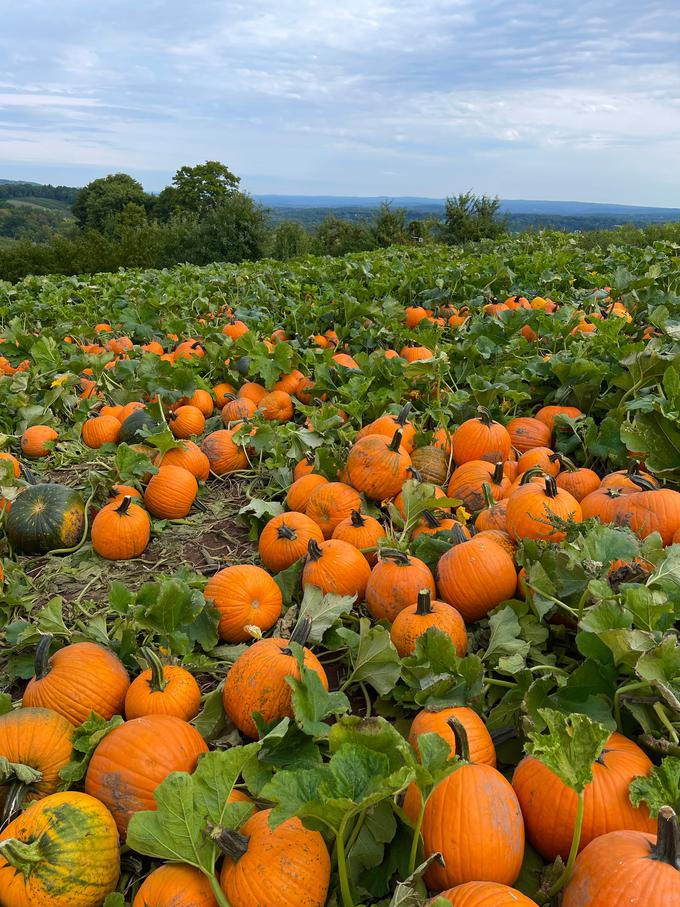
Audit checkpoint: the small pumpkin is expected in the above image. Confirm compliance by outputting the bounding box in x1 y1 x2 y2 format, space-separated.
157 439 210 480
447 460 510 511
204 564 283 642
506 475 582 542
118 408 160 444
403 718 524 889
366 549 436 622
293 451 316 480
408 706 496 766
133 863 219 907
238 381 267 404
286 473 329 512
125 648 202 721
213 382 237 406
202 428 249 475
223 618 328 739
474 483 509 531
356 403 417 452
222 396 257 423
91 495 151 560
20 425 58 458
452 408 511 465
177 388 214 417
390 589 467 657
332 510 385 566
258 390 294 422
23 635 130 726
259 511 324 572
516 446 560 477
555 458 601 501
562 806 680 907
345 430 412 501
218 808 331 907
302 538 372 599
410 443 450 485
6 482 85 554
144 465 199 519
168 404 206 438
0 792 120 907
81 412 120 448
305 481 361 538
534 404 582 434
506 416 551 453
438 882 539 906
84 714 208 836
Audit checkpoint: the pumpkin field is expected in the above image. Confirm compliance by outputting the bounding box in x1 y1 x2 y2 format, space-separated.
2 230 680 906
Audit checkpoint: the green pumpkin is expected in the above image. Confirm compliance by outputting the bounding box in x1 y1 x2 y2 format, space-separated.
6 483 85 554
118 409 160 444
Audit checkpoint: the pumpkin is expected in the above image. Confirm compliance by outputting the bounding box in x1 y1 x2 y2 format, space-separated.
81 412 120 448
601 460 658 490
157 439 210 480
437 528 517 622
0 451 20 478
332 510 385 566
448 460 510 511
258 390 294 422
169 404 206 438
438 882 539 906
177 388 214 417
474 484 508 531
506 417 551 453
403 718 524 889
0 792 120 907
204 564 283 642
23 637 129 726
0 708 74 822
6 483 85 554
286 473 329 512
516 446 560 477
562 806 680 907
20 425 58 458
452 408 511 465
555 460 601 501
91 495 151 560
219 808 331 907
202 429 249 475
125 648 201 721
411 510 466 539
238 381 267 404
512 731 655 862
366 549 436 622
410 444 450 485
144 465 198 518
117 400 146 422
345 430 412 501
408 706 496 766
222 396 257 423
109 483 143 502
475 527 516 558
259 511 324 572
223 618 328 738
133 863 219 906
213 382 237 406
302 538 372 599
305 481 362 538
617 487 680 545
580 485 637 522
399 344 432 362
274 369 304 395
390 589 467 657
118 408 160 444
293 451 316 480
534 404 582 434
506 475 582 542
84 714 208 836
356 403 417 452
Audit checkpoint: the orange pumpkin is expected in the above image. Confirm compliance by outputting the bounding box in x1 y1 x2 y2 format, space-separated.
365 549 436 622
390 589 467 657
452 409 511 465
20 425 58 458
259 511 324 572
204 564 283 642
506 476 582 542
408 706 496 766
133 864 218 907
202 429 249 475
125 649 201 721
437 529 517 622
305 482 361 538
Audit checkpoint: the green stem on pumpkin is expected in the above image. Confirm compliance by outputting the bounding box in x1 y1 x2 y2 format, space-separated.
206 871 232 907
141 647 168 693
0 839 43 876
546 790 585 898
407 799 426 876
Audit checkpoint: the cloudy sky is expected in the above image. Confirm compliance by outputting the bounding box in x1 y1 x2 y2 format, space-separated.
1 0 679 204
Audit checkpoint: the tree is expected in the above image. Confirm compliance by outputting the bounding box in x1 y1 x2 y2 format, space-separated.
370 202 409 248
162 161 241 219
270 220 310 259
312 216 375 257
72 174 150 233
439 192 508 244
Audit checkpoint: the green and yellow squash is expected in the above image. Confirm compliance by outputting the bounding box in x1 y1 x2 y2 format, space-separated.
6 484 85 554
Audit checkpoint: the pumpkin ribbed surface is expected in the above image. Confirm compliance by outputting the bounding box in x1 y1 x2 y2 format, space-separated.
302 538 372 600
410 445 449 485
201 429 248 474
6 483 85 554
84 714 207 836
204 564 283 642
220 809 331 907
366 552 436 622
133 863 218 906
408 706 496 766
439 881 539 906
437 536 516 622
0 708 74 807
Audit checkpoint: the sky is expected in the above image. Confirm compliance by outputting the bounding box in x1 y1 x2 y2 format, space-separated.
1 0 680 204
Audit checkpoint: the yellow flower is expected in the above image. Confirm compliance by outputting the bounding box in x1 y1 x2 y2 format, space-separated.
455 505 470 523
51 374 70 388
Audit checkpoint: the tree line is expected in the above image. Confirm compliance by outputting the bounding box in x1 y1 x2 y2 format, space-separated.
0 161 507 282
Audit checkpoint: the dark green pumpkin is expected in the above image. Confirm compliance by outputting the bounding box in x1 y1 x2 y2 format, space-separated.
118 410 160 444
234 355 250 376
6 484 85 554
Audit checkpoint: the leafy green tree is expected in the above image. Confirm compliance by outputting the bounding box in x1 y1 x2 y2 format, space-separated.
161 161 241 219
312 216 375 256
72 174 150 233
270 220 310 259
439 192 508 244
370 202 409 248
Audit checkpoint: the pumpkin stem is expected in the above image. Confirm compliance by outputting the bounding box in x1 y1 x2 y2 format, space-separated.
629 475 657 492
33 633 53 681
407 467 423 482
551 452 576 472
416 589 433 616
1 779 35 826
0 839 42 876
477 406 493 426
141 647 168 693
379 547 411 565
304 451 315 465
491 461 505 484
276 523 297 541
388 429 403 453
192 497 208 513
446 716 471 762
283 615 313 655
422 510 440 529
481 482 496 510
544 476 558 498
115 495 133 515
627 459 642 477
307 538 323 561
450 523 469 546
19 464 37 486
396 402 413 426
350 510 366 528
519 466 544 485
653 806 680 870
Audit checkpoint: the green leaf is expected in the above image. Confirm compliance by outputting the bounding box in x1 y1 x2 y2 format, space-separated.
103 895 126 907
146 428 183 456
482 606 530 670
0 694 13 716
297 585 356 643
273 559 304 608
192 687 230 742
0 757 43 785
328 715 415 774
621 412 680 479
344 618 401 696
629 757 680 817
397 629 484 710
287 644 350 736
114 442 157 484
133 579 204 635
37 597 69 637
127 745 258 876
526 708 610 793
59 713 124 787
388 854 445 906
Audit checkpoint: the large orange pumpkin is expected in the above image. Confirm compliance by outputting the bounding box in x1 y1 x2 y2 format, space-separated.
437 530 516 622
452 408 511 465
365 549 436 622
204 564 283 642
